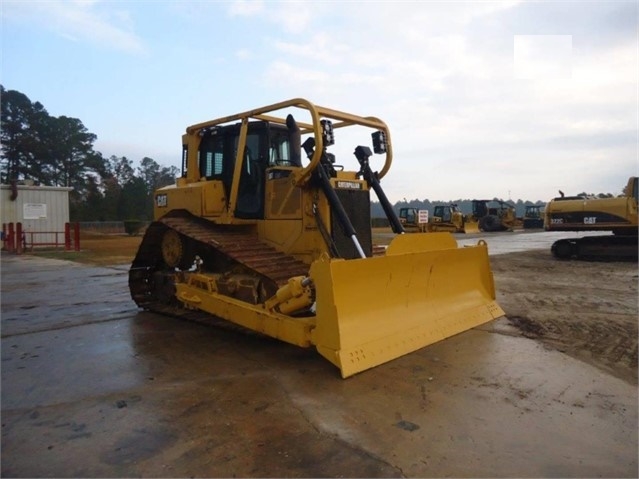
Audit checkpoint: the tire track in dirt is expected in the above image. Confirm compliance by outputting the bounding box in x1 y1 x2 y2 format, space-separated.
490 250 638 385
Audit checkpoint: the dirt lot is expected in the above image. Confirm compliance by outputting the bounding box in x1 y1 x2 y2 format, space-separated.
491 250 638 385
34 231 638 386
5 230 636 477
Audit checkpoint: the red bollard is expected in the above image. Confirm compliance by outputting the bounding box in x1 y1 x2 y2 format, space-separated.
74 222 80 251
16 222 23 255
65 223 71 251
7 223 15 253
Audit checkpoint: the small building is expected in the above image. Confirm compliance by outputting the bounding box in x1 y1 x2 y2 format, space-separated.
1 182 73 246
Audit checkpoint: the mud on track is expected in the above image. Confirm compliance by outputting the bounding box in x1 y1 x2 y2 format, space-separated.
491 249 638 385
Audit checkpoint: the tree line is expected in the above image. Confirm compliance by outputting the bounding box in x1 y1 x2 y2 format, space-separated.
2 85 623 223
0 85 178 221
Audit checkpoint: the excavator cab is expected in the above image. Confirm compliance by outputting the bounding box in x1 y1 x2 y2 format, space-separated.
131 99 504 378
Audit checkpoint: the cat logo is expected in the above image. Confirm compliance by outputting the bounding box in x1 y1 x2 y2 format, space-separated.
156 194 168 207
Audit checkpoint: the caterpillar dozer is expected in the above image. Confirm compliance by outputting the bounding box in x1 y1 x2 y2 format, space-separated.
523 204 544 229
399 205 479 234
544 176 638 260
469 199 517 232
129 99 504 378
427 204 479 233
398 207 429 232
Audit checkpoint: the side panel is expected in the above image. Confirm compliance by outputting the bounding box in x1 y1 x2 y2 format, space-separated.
264 170 302 220
545 196 637 231
202 181 226 216
259 175 328 263
154 183 203 220
331 187 372 259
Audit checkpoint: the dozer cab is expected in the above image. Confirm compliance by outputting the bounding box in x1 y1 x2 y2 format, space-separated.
427 204 476 233
399 204 476 234
398 207 429 232
523 204 544 229
129 99 504 378
470 199 517 232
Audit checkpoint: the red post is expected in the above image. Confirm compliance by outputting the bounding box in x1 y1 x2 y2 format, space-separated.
16 222 23 255
65 223 71 251
7 222 15 253
74 222 80 251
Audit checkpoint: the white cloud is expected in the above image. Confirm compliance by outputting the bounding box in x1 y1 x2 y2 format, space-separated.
235 48 252 60
227 0 312 33
4 0 635 203
514 35 573 79
221 1 636 200
227 0 264 17
3 0 146 55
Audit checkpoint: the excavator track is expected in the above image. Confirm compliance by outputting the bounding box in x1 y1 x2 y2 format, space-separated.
551 235 638 261
129 212 310 326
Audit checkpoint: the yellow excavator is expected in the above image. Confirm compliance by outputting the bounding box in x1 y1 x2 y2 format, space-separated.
129 99 504 378
544 176 638 260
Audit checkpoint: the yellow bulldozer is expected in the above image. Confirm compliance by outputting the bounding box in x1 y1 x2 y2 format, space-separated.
523 204 545 229
469 199 518 232
397 207 429 232
129 99 504 378
398 204 480 234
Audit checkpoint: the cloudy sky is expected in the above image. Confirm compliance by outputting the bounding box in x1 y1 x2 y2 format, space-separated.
2 0 637 203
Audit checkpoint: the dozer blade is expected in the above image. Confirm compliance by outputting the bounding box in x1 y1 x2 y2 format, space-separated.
464 220 480 234
309 233 504 378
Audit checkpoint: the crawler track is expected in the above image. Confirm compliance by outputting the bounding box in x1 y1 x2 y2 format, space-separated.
128 212 310 325
551 235 638 261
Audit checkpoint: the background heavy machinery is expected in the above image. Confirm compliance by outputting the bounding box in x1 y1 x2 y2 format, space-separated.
469 199 517 232
129 99 504 378
398 204 479 233
523 204 544 229
427 204 465 233
398 207 429 232
544 176 638 260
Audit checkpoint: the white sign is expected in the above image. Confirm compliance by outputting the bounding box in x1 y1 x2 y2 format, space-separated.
23 203 47 220
418 210 429 224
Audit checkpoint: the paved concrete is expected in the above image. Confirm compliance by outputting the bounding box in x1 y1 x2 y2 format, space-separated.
1 252 637 477
375 229 610 256
455 230 610 256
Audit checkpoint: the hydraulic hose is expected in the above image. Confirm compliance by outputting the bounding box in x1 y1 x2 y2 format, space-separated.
315 162 367 259
354 146 405 234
